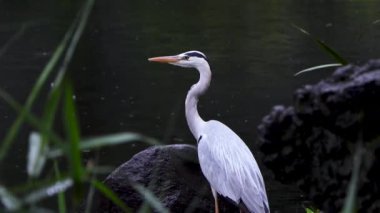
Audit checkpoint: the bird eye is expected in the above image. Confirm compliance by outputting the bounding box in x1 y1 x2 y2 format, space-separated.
183 56 190 60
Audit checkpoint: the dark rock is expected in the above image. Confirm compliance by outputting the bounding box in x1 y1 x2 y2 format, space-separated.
258 60 380 212
95 144 239 213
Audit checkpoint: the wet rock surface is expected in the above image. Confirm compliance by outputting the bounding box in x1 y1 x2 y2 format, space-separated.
258 60 380 212
95 144 239 212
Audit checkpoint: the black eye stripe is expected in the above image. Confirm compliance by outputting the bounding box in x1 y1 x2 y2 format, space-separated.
185 52 208 61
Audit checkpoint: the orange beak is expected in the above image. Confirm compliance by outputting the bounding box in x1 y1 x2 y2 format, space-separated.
148 56 180 63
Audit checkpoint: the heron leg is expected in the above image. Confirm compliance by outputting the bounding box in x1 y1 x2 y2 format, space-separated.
211 188 219 213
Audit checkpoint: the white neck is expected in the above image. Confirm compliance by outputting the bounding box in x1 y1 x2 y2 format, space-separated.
185 62 211 139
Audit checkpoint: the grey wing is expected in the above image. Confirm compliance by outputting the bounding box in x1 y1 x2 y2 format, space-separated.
197 121 269 213
198 135 239 202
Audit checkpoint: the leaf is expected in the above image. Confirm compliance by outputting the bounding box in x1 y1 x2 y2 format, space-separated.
342 144 363 213
292 24 348 65
81 133 160 149
131 183 170 213
0 185 21 211
47 132 160 158
23 179 73 205
54 161 67 213
91 180 132 213
27 132 48 178
84 180 96 213
294 63 342 76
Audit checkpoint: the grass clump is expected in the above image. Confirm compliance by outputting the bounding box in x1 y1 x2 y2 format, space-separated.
0 0 167 212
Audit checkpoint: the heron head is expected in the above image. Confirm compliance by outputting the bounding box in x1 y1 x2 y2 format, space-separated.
148 51 208 68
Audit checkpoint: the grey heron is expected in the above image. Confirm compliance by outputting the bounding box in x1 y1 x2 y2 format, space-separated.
148 51 269 213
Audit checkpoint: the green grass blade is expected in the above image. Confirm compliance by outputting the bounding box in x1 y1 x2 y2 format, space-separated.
131 183 170 213
91 180 132 213
317 41 348 65
84 180 96 213
305 208 313 213
63 81 85 193
305 207 320 213
51 0 96 196
342 145 362 213
54 161 67 213
137 202 151 213
294 63 342 76
42 84 63 131
0 185 22 211
38 85 63 177
292 24 348 65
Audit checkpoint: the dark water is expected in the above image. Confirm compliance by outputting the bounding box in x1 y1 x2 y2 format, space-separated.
0 0 379 212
